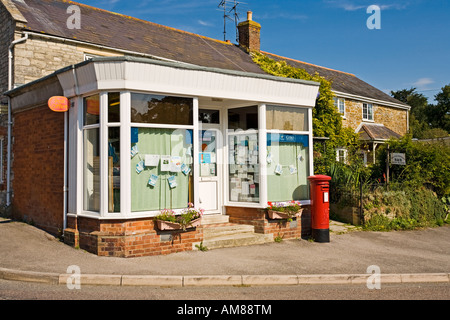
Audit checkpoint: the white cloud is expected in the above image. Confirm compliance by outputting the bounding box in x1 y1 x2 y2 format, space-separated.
413 77 434 88
198 20 213 27
324 0 411 11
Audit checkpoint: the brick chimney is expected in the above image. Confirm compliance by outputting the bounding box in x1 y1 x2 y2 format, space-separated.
238 11 261 52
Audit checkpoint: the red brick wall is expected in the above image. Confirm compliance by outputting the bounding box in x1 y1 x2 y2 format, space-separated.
12 104 65 236
65 216 203 258
226 206 311 240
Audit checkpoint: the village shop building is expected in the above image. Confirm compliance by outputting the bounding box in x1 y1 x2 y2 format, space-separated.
5 56 319 257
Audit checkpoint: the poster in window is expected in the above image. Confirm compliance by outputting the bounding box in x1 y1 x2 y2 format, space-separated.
160 155 171 172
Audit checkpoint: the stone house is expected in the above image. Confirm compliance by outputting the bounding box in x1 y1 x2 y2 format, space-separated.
0 0 409 257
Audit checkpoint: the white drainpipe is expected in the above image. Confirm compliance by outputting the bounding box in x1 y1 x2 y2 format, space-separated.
6 34 28 207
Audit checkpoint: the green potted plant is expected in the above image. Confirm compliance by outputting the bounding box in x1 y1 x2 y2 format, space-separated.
155 203 204 231
266 201 303 222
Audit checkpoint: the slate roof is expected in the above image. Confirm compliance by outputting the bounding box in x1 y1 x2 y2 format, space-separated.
11 0 264 74
6 0 408 107
264 52 408 106
358 124 402 141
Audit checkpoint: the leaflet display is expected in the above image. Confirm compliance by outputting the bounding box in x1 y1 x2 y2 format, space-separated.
228 132 259 203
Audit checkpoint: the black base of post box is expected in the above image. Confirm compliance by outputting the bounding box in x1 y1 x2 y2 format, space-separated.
312 229 330 243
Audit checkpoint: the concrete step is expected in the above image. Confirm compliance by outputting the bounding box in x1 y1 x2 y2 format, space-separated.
194 220 273 251
203 224 255 238
195 233 273 251
201 214 230 225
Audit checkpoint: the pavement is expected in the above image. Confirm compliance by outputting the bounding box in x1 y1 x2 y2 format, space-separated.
0 217 449 287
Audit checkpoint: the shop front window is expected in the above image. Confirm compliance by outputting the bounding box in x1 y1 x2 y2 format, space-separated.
130 128 193 212
131 93 193 125
266 105 310 202
228 106 259 203
83 94 100 212
266 134 310 201
83 128 100 212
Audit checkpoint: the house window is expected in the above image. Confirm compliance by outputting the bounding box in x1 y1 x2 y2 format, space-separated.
336 148 348 163
334 97 345 116
363 103 374 121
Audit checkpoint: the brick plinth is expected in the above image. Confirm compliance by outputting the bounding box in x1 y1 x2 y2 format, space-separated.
226 205 311 240
64 216 203 258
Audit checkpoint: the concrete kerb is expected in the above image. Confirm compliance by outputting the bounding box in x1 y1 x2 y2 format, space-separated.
1 268 449 287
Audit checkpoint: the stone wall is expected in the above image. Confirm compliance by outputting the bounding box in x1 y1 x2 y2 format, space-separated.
0 2 16 204
341 98 408 136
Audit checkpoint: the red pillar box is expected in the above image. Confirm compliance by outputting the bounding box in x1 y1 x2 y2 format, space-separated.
308 175 332 243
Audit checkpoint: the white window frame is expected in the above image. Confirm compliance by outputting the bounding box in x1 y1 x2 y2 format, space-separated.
336 148 348 163
334 97 346 117
363 103 374 121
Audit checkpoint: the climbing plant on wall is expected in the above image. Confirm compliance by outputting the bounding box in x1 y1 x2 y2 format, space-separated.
251 52 360 174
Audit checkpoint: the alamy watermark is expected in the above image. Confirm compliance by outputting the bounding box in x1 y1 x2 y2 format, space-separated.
366 265 381 290
67 5 81 30
66 265 81 290
367 5 381 30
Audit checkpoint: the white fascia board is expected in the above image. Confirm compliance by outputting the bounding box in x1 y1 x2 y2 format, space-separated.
333 90 411 111
59 59 320 107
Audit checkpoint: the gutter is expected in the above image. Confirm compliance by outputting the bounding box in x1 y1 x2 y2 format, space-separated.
6 33 29 207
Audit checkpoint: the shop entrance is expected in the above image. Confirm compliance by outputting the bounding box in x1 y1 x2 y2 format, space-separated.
198 109 223 214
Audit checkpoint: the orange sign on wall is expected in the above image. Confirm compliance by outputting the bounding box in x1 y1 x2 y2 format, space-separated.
48 96 69 112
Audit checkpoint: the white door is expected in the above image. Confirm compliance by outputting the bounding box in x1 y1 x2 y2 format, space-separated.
198 109 222 214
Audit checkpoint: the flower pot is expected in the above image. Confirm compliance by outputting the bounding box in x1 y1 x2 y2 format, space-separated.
267 209 303 220
156 220 183 231
155 218 202 231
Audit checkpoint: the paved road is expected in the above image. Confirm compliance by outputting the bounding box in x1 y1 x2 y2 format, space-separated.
1 279 449 300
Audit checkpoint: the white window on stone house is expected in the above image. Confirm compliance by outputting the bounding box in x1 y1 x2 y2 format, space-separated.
336 148 348 163
333 97 346 116
363 103 374 121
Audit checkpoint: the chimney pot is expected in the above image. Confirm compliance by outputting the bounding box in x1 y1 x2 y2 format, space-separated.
247 11 253 21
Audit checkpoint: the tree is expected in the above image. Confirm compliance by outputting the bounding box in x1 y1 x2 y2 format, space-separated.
391 86 450 139
427 84 450 133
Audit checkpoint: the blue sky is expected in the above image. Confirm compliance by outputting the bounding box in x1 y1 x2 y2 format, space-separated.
75 0 449 102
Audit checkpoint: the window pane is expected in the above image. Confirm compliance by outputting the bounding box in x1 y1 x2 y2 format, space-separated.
131 93 193 125
108 92 120 123
228 133 259 203
363 103 368 120
84 95 100 126
266 106 308 131
131 128 193 212
267 134 310 202
338 99 345 114
108 127 120 213
199 130 217 177
228 106 259 203
199 109 220 124
84 128 100 212
368 104 373 120
228 106 258 130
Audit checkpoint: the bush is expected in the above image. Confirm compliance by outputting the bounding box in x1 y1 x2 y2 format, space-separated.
373 135 450 198
363 187 447 231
